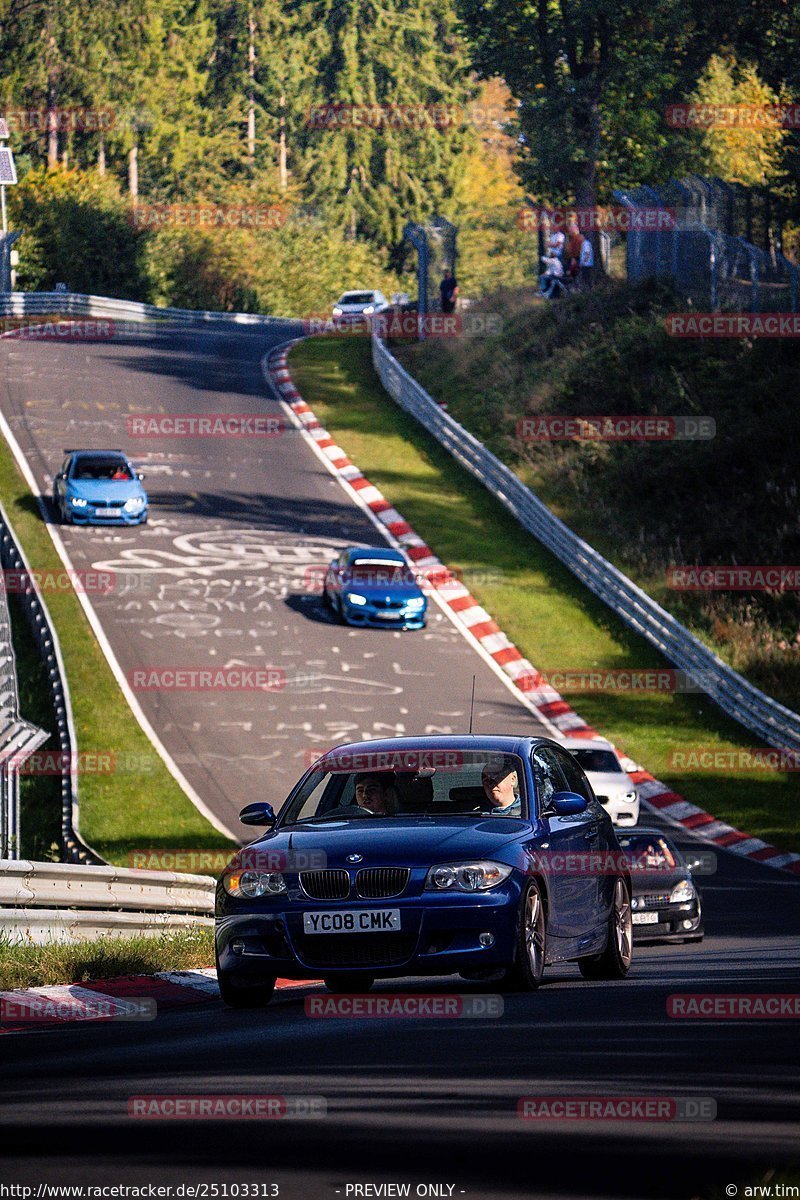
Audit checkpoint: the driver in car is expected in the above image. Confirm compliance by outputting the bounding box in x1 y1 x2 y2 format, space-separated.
354 772 397 816
481 761 522 815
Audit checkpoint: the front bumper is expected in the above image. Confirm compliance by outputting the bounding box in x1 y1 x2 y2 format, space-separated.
67 501 147 525
341 602 426 630
216 888 521 979
631 898 702 942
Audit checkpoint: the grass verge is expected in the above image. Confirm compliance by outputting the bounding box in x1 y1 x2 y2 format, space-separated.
0 927 213 990
0 436 233 866
290 335 799 853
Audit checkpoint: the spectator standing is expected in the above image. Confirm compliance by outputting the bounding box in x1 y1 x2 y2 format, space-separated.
547 227 565 263
565 221 584 282
440 268 459 314
579 236 595 289
539 253 564 299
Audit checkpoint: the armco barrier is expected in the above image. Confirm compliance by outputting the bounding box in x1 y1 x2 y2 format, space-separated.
0 502 101 865
371 330 800 754
0 858 214 944
0 290 294 329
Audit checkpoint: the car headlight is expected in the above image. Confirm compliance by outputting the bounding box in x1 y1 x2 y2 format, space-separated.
425 861 512 892
346 593 367 606
670 880 695 904
124 497 146 512
70 496 88 508
624 790 638 802
332 306 342 315
223 870 287 899
406 597 425 608
363 305 374 314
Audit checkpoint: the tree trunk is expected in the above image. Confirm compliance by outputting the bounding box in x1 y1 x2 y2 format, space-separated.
46 74 58 169
247 4 256 164
128 144 139 198
278 92 287 190
98 137 106 175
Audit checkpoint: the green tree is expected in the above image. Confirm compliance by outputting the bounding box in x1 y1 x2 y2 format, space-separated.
689 54 787 188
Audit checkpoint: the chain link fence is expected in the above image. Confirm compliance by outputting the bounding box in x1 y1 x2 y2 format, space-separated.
613 176 799 312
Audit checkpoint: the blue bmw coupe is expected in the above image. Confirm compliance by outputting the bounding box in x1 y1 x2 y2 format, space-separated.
53 449 148 526
323 547 427 629
215 735 633 1007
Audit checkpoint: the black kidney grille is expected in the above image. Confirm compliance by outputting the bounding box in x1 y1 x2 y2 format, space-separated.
299 869 350 900
355 867 410 899
294 932 417 968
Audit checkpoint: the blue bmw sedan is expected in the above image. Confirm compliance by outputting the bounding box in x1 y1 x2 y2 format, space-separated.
53 449 148 526
215 735 633 1007
323 547 427 629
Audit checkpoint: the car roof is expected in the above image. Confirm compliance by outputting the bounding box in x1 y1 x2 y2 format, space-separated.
315 734 564 764
561 736 615 751
340 290 376 298
345 546 405 562
65 448 127 457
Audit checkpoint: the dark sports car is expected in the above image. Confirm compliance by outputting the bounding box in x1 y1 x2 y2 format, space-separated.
617 829 704 944
215 735 633 1007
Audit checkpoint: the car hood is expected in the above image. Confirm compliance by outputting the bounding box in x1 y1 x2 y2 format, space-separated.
585 772 635 794
68 479 144 501
250 817 526 868
629 865 690 894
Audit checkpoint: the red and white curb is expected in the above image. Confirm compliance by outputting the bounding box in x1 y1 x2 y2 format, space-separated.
0 970 321 1032
268 345 800 878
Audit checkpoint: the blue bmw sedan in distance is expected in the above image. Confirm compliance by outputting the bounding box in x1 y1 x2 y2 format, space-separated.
53 449 148 526
323 546 427 629
215 735 633 1007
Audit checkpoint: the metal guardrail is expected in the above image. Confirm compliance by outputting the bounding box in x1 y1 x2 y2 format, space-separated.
0 859 214 944
0 291 293 328
0 502 100 864
371 330 800 753
0 504 48 860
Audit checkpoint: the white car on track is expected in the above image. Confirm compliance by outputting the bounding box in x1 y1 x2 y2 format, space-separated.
561 736 640 826
332 289 390 317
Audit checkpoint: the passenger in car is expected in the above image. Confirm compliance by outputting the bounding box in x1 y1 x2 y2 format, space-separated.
353 772 398 816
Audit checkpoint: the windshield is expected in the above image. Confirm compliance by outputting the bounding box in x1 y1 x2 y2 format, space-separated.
73 457 133 481
570 749 622 774
280 749 528 824
339 293 375 305
347 561 415 588
617 834 682 870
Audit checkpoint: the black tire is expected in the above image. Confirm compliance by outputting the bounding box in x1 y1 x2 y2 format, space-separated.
323 974 375 993
217 966 276 1009
578 877 633 981
501 879 547 992
54 498 68 525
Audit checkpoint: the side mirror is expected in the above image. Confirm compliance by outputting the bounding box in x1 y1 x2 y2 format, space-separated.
137 472 145 481
551 790 588 816
239 801 276 827
685 855 702 873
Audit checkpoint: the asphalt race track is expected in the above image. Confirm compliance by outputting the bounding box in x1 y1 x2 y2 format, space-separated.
0 323 551 840
0 326 799 1197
